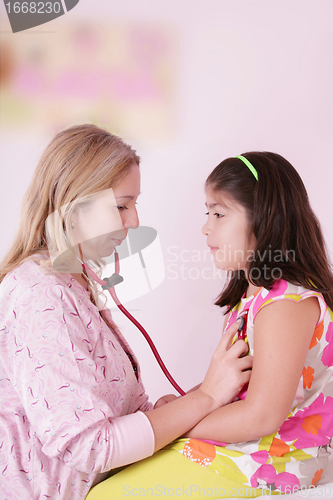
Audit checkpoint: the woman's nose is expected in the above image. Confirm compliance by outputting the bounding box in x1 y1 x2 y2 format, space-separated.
124 208 139 230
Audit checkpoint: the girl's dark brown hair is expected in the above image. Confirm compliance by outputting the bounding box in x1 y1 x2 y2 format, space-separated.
206 152 333 312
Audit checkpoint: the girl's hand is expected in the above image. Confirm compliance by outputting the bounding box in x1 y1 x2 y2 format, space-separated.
199 320 253 410
154 394 178 409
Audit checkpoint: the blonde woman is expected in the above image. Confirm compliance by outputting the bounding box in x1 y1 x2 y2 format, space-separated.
0 124 251 500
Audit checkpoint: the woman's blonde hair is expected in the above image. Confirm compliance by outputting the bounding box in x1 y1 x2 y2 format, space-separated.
0 124 140 284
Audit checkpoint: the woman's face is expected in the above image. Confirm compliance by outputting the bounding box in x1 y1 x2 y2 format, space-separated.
202 186 256 272
70 162 141 260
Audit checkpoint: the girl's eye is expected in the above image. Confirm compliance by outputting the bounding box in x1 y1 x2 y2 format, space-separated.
205 211 224 218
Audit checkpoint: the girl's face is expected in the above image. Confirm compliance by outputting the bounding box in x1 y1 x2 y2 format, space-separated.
202 185 256 272
71 162 140 260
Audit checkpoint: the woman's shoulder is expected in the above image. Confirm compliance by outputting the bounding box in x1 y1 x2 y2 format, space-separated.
0 254 85 304
2 255 62 288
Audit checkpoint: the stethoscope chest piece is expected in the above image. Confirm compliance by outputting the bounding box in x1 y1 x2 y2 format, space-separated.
236 310 249 342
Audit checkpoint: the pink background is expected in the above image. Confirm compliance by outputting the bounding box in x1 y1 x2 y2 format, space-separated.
1 0 332 402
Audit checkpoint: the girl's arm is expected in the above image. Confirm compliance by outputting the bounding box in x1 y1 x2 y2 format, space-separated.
184 297 320 443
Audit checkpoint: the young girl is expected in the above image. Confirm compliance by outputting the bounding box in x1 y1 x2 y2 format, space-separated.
88 152 333 498
0 125 251 500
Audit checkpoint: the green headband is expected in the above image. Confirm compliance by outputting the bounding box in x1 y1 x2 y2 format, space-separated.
236 155 258 181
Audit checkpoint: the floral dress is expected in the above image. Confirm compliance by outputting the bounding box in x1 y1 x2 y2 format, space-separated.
169 280 333 495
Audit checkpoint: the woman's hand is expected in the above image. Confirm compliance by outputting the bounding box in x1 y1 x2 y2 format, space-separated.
154 394 178 409
198 320 253 410
144 320 252 452
153 322 251 411
183 298 320 444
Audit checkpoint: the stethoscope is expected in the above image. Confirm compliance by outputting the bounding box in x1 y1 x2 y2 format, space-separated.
236 310 248 341
234 310 249 400
77 245 186 396
77 244 250 398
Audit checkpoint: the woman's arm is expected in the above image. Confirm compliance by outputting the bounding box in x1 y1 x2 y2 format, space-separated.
144 320 252 451
2 269 253 475
184 297 320 443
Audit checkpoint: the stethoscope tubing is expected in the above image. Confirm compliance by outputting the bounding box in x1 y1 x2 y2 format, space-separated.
80 249 186 396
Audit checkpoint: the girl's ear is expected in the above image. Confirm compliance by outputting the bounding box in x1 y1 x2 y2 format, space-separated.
247 229 257 252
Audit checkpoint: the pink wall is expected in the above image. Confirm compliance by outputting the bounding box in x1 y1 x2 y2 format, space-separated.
1 0 332 401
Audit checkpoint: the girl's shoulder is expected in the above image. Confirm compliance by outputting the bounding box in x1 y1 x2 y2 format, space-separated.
251 279 328 325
